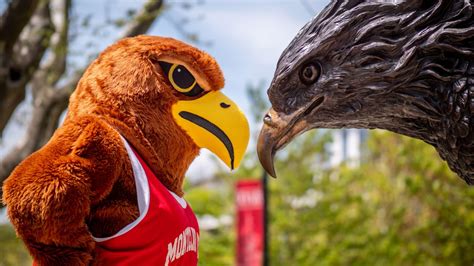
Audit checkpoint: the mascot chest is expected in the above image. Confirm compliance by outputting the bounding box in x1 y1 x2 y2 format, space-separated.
93 136 199 266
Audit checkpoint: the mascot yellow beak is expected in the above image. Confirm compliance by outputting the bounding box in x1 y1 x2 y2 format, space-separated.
172 91 250 169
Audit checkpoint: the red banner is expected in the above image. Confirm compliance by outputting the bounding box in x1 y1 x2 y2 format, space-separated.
236 180 264 266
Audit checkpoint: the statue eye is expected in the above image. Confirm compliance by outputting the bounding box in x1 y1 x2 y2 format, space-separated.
299 62 320 85
158 61 204 97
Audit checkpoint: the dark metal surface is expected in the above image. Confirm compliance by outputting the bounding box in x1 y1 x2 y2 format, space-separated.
258 0 474 183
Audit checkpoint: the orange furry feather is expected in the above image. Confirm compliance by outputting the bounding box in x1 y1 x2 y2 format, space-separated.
2 35 225 265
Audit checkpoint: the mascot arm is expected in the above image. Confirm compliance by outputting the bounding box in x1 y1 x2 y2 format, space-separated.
3 117 127 265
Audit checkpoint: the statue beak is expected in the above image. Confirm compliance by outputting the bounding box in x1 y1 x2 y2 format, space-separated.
257 127 278 178
172 91 250 170
257 108 309 178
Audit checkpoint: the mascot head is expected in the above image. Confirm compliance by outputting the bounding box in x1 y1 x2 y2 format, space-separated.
68 35 249 195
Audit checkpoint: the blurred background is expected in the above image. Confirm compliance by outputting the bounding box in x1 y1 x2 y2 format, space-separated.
1 0 474 265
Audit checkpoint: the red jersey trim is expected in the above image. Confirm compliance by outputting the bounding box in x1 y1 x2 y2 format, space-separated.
86 134 199 266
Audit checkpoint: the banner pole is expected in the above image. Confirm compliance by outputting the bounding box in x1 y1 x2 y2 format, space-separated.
262 171 269 266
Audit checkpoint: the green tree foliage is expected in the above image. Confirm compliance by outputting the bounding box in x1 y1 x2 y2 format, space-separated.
184 182 236 266
0 224 32 266
264 130 474 265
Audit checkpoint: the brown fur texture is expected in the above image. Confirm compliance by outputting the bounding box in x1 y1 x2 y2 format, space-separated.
2 35 225 265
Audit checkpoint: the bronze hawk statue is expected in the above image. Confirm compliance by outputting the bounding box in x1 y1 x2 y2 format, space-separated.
258 0 474 184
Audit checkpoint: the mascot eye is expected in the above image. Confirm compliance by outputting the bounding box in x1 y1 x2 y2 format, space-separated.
299 62 320 85
158 61 204 97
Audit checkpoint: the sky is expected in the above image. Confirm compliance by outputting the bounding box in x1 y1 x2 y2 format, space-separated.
0 0 331 181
